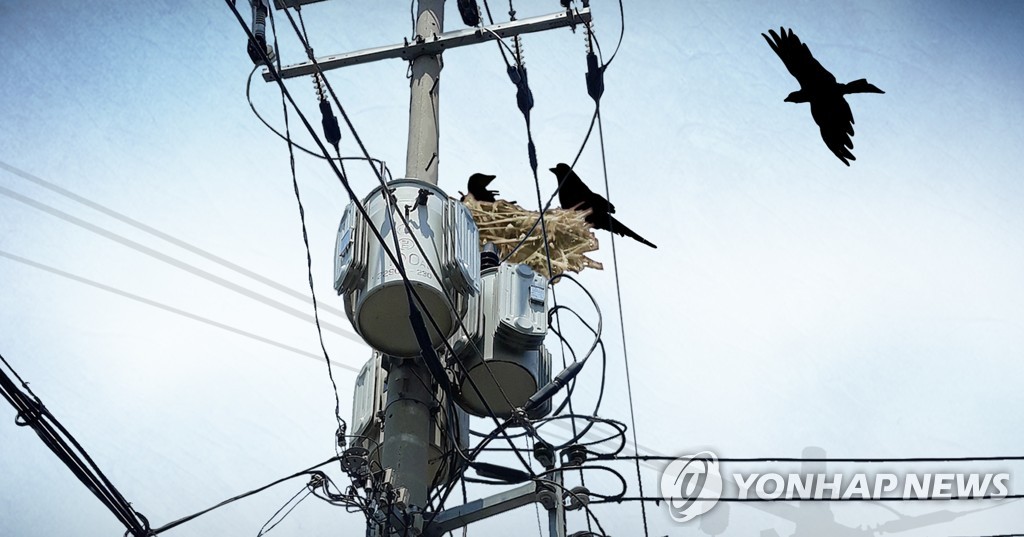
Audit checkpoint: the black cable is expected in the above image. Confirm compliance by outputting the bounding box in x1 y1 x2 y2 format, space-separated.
256 484 313 536
532 476 609 536
587 22 650 531
269 9 348 452
954 534 1024 537
1 353 153 537
246 66 392 178
534 464 627 501
150 456 342 534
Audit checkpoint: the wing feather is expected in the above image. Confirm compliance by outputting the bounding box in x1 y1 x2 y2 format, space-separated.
762 27 836 88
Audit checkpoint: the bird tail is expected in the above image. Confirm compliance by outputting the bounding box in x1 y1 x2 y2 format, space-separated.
605 214 658 249
842 78 885 95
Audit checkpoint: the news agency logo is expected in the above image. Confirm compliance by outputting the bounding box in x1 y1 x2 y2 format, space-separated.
660 451 1012 523
659 451 723 522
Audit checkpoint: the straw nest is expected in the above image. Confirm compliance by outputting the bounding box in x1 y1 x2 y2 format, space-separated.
461 196 602 279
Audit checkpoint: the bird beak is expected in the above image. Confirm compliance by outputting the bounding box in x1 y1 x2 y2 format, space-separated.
549 167 558 173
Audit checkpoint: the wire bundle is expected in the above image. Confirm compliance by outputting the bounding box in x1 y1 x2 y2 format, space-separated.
0 353 154 537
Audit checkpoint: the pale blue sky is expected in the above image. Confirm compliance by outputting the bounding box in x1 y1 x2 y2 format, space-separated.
2 1 1023 536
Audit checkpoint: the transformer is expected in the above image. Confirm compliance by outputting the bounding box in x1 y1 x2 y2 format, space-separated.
334 179 480 357
450 262 553 419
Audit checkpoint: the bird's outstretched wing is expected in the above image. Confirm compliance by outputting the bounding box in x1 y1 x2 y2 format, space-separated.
762 27 835 88
811 98 856 166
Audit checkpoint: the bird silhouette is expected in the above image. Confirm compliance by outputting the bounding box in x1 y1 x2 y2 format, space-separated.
550 163 657 249
462 173 500 202
762 27 884 166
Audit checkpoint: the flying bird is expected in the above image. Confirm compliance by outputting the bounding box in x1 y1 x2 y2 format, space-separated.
762 27 885 166
462 173 500 202
550 163 657 249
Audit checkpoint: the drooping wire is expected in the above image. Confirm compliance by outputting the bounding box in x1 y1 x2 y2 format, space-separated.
570 9 652 534
150 456 343 534
246 66 392 179
268 8 347 451
256 483 314 536
594 103 649 537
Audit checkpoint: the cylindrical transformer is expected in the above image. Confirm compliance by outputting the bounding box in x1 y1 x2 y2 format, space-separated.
334 179 480 357
451 263 552 419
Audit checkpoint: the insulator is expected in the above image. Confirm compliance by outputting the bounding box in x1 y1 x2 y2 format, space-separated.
513 35 526 66
312 73 328 102
583 20 596 54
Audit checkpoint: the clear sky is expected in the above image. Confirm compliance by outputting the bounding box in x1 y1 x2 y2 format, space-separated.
2 1 1023 536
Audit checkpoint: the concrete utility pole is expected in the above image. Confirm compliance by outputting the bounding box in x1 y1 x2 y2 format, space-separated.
375 2 446 530
266 3 591 535
405 0 444 184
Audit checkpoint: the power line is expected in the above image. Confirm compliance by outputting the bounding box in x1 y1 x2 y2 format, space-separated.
0 184 363 345
1 352 154 537
149 456 342 535
0 249 358 373
269 10 348 450
0 159 352 321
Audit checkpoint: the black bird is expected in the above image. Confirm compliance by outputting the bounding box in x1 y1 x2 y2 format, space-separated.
463 173 499 202
762 27 884 166
550 163 657 249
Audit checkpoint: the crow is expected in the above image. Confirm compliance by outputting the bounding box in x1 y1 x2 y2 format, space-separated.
550 163 657 249
762 27 884 166
462 173 500 202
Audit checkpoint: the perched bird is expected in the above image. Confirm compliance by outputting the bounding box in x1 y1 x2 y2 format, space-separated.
462 173 500 202
550 163 657 249
762 27 885 166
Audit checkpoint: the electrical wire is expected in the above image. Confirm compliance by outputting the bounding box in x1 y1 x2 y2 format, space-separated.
246 66 393 179
0 249 358 372
0 160 370 313
269 10 347 450
150 456 343 534
1 352 153 537
256 484 314 536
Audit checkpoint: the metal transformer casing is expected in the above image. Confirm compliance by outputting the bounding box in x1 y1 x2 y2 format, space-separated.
351 352 469 487
450 263 552 419
334 179 480 357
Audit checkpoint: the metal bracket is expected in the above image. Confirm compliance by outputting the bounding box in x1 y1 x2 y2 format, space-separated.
424 482 541 536
263 7 592 81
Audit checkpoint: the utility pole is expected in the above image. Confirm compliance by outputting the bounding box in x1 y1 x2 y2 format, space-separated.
375 3 445 532
405 0 443 184
266 3 592 535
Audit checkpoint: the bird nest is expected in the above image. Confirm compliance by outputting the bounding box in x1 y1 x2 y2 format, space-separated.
462 197 602 279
